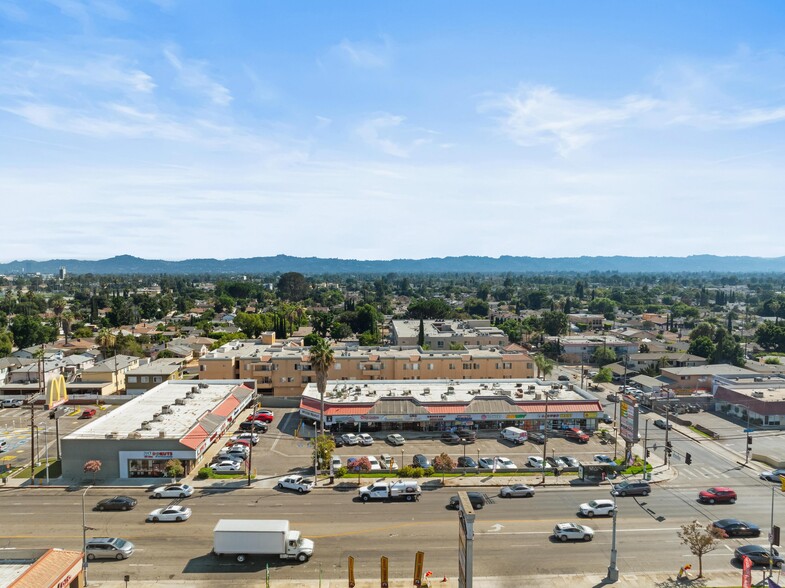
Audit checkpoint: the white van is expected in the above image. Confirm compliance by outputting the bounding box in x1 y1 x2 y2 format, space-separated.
499 427 528 445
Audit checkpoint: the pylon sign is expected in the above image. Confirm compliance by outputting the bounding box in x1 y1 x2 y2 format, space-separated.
46 375 68 409
413 551 424 586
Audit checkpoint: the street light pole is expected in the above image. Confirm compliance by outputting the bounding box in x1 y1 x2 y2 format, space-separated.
82 486 95 586
607 478 619 582
664 400 671 467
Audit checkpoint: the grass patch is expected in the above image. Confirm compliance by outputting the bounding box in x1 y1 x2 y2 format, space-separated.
11 458 60 480
690 426 713 438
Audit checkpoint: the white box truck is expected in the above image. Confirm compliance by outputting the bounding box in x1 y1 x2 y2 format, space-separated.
358 480 421 502
500 426 528 444
213 519 314 563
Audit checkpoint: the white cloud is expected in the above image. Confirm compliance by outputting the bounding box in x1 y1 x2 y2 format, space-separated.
479 85 658 155
163 45 232 106
356 113 412 158
331 37 391 69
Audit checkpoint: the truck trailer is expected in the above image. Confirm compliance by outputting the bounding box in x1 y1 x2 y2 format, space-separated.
213 519 314 563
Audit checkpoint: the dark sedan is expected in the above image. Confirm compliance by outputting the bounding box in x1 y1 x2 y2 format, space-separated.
734 545 784 567
448 492 486 510
710 519 760 538
95 496 138 512
457 456 478 468
528 432 546 444
238 421 268 433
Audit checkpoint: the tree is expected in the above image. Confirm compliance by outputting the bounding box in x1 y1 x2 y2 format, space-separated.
347 456 371 485
309 337 334 437
95 328 116 359
406 298 452 320
165 458 184 481
156 349 176 359
593 367 613 383
61 310 74 345
417 318 425 347
688 336 716 360
0 331 12 357
541 311 569 336
277 272 310 301
592 346 617 367
432 452 456 472
533 353 554 379
677 520 723 578
9 314 48 348
588 297 616 319
83 459 102 484
463 297 489 318
330 322 351 341
690 322 716 341
312 434 336 470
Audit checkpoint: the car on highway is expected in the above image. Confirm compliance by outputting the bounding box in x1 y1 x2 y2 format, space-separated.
386 433 405 446
147 505 192 523
440 431 461 444
448 492 486 510
499 484 535 498
760 469 785 483
412 454 431 468
527 456 552 469
85 537 135 561
152 484 194 499
553 523 594 542
734 544 784 567
653 419 672 430
95 496 138 512
210 461 242 473
560 456 580 468
611 480 650 497
277 475 315 493
699 487 737 504
1 398 23 408
710 519 761 538
594 454 614 464
357 433 374 446
80 408 97 419
341 433 360 446
457 456 478 468
527 432 546 444
579 499 616 518
238 420 268 433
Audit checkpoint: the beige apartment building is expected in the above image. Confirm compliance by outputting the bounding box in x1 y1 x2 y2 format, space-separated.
199 340 535 397
390 319 508 348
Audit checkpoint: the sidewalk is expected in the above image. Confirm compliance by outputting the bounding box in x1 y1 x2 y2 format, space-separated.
85 570 754 587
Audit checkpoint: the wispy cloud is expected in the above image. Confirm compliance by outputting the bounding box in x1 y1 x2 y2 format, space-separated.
163 44 232 106
479 85 657 155
356 113 433 158
330 36 392 69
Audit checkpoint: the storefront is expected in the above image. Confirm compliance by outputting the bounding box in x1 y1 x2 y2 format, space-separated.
122 450 198 478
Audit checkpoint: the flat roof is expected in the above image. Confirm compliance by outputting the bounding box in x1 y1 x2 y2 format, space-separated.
302 378 595 406
392 319 506 340
63 379 254 440
664 364 756 376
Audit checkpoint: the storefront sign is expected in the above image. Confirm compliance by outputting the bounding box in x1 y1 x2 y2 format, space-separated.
56 556 83 588
143 451 173 458
504 413 527 419
583 412 598 418
559 413 572 418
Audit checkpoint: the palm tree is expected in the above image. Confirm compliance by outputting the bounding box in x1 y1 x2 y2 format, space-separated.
533 353 554 379
61 310 74 345
96 328 116 360
309 337 334 436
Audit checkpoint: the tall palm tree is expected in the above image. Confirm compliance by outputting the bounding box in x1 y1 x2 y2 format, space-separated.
96 328 116 360
309 337 334 436
533 353 554 379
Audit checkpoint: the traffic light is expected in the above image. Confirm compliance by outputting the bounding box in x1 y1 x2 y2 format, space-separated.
666 441 673 456
646 449 651 458
772 525 781 547
685 452 692 465
747 435 753 447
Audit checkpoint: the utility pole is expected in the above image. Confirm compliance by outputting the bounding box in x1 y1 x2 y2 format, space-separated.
606 477 619 582
541 385 550 484
664 400 671 466
642 420 649 481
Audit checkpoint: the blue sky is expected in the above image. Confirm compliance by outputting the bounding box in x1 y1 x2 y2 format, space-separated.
2 1 785 262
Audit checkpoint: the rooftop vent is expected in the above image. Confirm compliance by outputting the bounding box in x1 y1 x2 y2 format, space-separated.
152 412 163 422
158 431 166 438
105 432 115 439
752 391 764 398
191 386 198 393
185 391 194 399
161 405 172 414
128 431 142 439
140 421 152 431
423 388 430 394
175 398 186 405
198 382 208 389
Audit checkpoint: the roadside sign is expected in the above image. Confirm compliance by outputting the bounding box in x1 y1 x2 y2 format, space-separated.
348 555 355 588
381 556 389 588
413 551 424 586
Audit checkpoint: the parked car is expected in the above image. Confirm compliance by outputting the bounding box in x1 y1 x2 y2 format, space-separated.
331 456 342 471
247 413 273 423
441 431 461 444
277 475 315 493
457 456 478 468
448 492 486 510
1 398 23 408
227 439 251 449
579 499 616 518
357 433 374 446
594 454 614 464
565 427 590 443
557 375 570 381
699 487 737 504
95 496 138 512
365 456 382 470
734 545 784 567
526 456 552 469
710 519 761 538
607 394 620 402
152 484 194 499
686 404 701 413
653 419 672 430
85 537 135 561
379 453 398 470
760 469 785 483
546 456 566 468
229 433 259 445
211 453 245 465
254 409 274 418
499 484 535 498
219 446 249 459
455 429 476 443
211 461 242 473
611 480 650 497
341 433 360 446
527 432 546 444
386 433 405 446
599 414 614 424
147 505 192 523
0 439 7 452
553 523 594 542
238 421 268 433
412 454 431 468
560 456 580 468
80 408 97 419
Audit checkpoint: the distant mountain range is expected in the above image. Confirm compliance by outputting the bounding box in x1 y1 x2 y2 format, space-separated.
2 254 785 275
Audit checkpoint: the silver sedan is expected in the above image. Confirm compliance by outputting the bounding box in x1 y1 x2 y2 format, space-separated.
499 484 535 498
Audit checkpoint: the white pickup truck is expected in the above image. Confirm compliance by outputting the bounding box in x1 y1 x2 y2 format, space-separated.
358 480 421 502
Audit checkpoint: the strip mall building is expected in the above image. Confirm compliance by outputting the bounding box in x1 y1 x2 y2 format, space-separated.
299 379 604 434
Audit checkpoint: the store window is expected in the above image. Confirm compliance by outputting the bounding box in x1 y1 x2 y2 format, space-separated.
128 459 168 478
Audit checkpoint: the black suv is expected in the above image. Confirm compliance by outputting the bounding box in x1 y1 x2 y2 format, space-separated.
448 492 486 510
440 431 460 444
457 456 478 468
455 429 476 443
239 421 268 433
528 432 546 444
611 480 651 497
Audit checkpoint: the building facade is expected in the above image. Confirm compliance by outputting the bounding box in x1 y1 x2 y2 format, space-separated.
390 319 508 348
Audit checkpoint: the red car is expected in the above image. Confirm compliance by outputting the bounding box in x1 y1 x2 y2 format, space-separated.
565 427 590 443
227 439 251 449
79 408 97 419
699 487 737 504
246 412 273 423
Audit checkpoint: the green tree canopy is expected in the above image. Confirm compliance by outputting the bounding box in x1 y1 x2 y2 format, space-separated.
688 336 716 360
592 346 617 367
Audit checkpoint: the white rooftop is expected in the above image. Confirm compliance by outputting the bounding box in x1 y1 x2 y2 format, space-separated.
63 379 254 440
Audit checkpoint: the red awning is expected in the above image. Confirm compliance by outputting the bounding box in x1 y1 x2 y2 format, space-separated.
427 405 466 414
180 424 209 449
212 395 240 417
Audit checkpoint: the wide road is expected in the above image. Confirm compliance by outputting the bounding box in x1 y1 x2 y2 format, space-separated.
2 476 783 584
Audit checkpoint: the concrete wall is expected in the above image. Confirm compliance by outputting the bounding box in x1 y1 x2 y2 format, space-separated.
61 437 193 480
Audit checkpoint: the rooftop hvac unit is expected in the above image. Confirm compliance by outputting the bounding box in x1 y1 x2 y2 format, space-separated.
161 405 172 414
185 391 194 399
158 431 166 438
140 421 152 431
198 382 208 389
128 432 142 439
423 388 430 394
191 386 198 393
175 398 185 405
105 433 115 439
752 391 764 397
